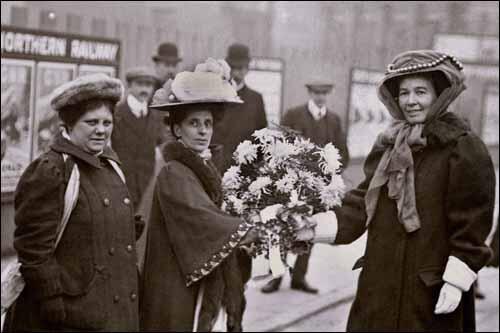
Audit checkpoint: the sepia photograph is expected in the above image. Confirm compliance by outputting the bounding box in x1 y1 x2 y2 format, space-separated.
1 1 498 332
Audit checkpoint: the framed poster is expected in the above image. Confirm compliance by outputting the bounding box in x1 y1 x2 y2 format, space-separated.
78 64 116 77
33 62 76 158
346 68 391 159
480 83 499 146
245 57 284 126
1 59 35 193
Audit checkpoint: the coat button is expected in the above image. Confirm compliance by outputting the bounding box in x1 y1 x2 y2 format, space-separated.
126 245 133 252
130 293 137 301
103 198 110 206
123 197 131 205
113 295 120 303
108 247 115 255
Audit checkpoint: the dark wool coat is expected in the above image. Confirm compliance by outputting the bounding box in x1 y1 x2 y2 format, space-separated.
334 113 495 332
282 104 350 168
140 142 250 332
212 85 267 172
5 134 140 332
111 100 165 208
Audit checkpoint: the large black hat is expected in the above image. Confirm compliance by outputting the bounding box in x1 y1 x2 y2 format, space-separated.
225 43 251 68
152 42 182 64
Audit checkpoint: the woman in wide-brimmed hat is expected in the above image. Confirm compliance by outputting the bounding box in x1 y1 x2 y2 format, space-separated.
4 73 144 331
140 58 260 332
304 50 496 331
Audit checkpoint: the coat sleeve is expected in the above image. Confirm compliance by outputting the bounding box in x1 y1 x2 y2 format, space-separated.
332 114 350 169
444 134 495 274
255 93 268 128
154 161 251 286
333 144 385 245
14 155 64 300
281 108 295 128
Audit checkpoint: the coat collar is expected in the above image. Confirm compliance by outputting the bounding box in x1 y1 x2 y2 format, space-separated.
51 133 121 169
422 112 470 146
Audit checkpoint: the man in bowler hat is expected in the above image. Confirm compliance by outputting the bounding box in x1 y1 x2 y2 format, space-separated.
152 42 182 87
111 67 164 210
211 43 267 309
212 43 267 173
261 77 350 294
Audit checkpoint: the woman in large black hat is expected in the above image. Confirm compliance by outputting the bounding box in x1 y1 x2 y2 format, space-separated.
5 73 143 331
140 58 259 332
305 50 496 332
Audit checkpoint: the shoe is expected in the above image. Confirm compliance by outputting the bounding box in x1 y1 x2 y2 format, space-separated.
261 278 282 293
475 289 486 299
291 280 319 294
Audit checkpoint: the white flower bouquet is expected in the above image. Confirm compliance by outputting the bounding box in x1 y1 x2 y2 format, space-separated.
222 125 346 278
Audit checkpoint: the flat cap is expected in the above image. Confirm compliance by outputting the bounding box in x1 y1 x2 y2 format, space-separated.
125 66 159 83
305 75 334 92
50 73 124 112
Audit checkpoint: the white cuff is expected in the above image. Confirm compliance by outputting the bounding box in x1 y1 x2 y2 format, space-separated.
312 211 338 244
442 256 477 292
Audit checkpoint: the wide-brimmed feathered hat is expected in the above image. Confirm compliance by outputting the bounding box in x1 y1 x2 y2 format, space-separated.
150 58 243 111
50 73 124 112
377 50 466 121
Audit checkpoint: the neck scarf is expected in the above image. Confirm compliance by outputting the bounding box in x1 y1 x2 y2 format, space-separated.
366 50 466 233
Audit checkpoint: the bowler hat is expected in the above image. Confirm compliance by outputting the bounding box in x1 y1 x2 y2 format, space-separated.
225 43 251 68
51 73 123 112
125 66 160 84
305 76 334 93
152 42 182 63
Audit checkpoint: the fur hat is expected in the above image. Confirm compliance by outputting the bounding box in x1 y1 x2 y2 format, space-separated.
150 58 243 111
51 73 124 112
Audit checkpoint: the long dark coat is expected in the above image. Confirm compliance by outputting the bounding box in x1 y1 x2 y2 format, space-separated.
334 114 495 332
212 85 267 173
140 143 249 332
111 100 165 208
282 104 350 168
5 134 140 332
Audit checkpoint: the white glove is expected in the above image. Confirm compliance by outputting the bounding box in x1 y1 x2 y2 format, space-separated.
434 282 462 315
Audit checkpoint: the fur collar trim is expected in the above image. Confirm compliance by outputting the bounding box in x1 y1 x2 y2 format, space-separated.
423 112 470 146
163 141 223 207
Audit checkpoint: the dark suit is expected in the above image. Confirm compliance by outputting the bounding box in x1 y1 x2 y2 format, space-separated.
281 103 350 283
111 100 165 209
212 84 267 173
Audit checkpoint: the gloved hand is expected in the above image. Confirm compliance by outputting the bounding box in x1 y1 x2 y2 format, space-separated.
240 228 259 247
434 282 462 315
40 295 66 324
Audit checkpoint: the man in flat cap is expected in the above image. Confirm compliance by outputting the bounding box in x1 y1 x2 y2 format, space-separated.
111 67 164 210
261 77 350 294
152 42 182 88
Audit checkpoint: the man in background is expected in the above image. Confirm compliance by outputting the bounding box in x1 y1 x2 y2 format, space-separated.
261 77 350 294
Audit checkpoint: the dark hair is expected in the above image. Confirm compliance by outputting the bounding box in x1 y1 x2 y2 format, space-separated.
386 70 450 100
165 103 225 139
59 99 116 128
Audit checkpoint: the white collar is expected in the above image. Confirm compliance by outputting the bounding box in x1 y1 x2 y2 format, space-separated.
307 100 327 121
127 94 148 118
231 79 245 92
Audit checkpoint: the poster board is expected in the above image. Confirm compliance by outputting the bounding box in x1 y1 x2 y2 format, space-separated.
1 59 35 193
1 25 120 198
346 68 390 160
245 57 284 126
481 83 499 146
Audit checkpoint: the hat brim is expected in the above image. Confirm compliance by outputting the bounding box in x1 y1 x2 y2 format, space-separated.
226 58 250 68
126 75 159 83
306 84 334 92
150 98 243 111
152 55 182 63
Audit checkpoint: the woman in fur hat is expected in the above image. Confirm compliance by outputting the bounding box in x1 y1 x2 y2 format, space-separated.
140 58 260 332
303 50 496 331
4 74 143 332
